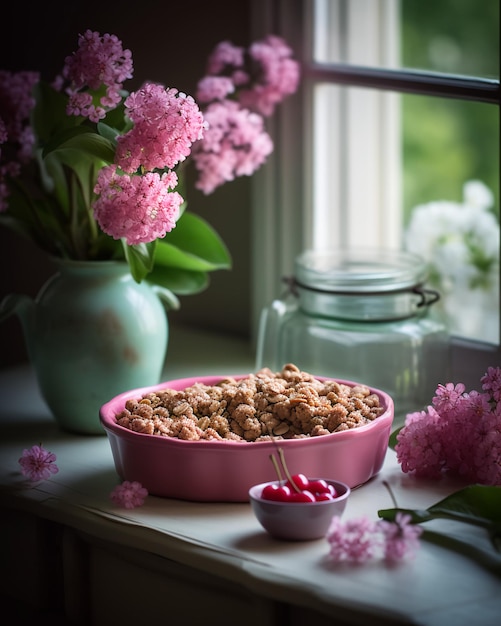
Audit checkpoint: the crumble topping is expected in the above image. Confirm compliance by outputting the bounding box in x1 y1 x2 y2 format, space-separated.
115 363 384 442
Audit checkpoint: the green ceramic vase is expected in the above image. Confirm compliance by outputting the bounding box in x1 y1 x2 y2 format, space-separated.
1 260 172 434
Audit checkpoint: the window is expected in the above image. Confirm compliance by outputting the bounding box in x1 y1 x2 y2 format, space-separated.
251 0 500 388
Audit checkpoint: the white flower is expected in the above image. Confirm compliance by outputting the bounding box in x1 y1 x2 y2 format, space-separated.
463 179 494 210
405 181 499 291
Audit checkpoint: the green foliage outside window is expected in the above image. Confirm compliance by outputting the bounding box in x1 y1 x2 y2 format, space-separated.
401 0 500 220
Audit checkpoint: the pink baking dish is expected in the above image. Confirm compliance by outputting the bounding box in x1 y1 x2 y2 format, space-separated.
99 375 394 502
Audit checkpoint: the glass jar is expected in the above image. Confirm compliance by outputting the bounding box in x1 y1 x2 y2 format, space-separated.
256 249 450 425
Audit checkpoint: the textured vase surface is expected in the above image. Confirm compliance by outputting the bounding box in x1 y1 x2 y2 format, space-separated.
20 260 168 434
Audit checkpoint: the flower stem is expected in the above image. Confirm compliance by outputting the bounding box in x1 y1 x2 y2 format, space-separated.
382 480 398 508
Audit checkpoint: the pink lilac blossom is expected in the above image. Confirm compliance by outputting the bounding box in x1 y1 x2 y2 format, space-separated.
57 29 133 122
482 366 501 402
201 35 300 117
93 165 183 245
192 35 299 194
0 70 39 211
238 35 301 117
192 100 273 194
206 41 245 75
327 514 422 564
379 513 423 563
395 367 501 486
116 83 206 173
196 76 235 103
18 444 59 482
110 480 148 509
326 516 380 563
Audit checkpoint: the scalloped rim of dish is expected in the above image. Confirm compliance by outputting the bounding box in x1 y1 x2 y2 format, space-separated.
99 374 394 448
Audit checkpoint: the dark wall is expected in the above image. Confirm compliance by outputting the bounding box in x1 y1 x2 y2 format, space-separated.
0 0 253 368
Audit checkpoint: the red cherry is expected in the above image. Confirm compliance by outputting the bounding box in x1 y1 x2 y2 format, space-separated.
308 479 339 498
307 479 330 494
287 473 310 491
261 483 292 502
327 484 338 498
314 492 335 502
288 490 316 502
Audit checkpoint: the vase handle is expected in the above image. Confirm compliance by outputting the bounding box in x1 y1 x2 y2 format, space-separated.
151 286 180 311
0 293 34 324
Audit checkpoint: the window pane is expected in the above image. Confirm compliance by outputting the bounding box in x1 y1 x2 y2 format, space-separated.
402 0 500 79
310 84 402 250
310 86 499 344
313 0 500 80
403 94 499 344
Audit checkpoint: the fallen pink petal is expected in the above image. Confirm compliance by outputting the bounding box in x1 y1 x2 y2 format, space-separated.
327 513 422 564
379 513 423 563
110 480 148 509
18 444 59 482
326 515 381 563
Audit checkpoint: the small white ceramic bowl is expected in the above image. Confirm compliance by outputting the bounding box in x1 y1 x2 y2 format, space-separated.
249 478 351 541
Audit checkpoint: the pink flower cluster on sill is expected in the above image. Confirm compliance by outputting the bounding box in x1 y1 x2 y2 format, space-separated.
17 444 148 509
110 480 148 509
17 443 423 563
327 512 423 564
18 444 59 482
395 366 501 485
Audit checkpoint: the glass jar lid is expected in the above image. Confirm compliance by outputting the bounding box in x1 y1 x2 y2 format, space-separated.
295 248 429 294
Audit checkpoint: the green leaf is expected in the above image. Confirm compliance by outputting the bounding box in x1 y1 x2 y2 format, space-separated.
44 130 115 164
426 485 501 526
32 80 79 142
388 426 402 449
123 241 156 283
97 121 120 143
40 151 69 207
98 99 130 134
147 266 210 295
155 212 231 271
1 177 71 255
422 529 501 577
378 485 501 552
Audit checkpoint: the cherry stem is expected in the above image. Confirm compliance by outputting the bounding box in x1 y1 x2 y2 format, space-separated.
269 453 283 482
278 447 301 493
265 424 301 493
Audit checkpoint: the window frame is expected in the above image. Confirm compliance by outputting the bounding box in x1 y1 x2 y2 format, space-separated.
250 0 500 387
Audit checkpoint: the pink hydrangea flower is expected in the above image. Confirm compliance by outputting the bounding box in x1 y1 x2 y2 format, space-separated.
196 76 235 103
0 70 39 211
396 367 501 486
192 34 299 194
192 100 273 194
110 481 148 509
206 40 245 74
93 166 183 245
116 83 206 173
18 444 59 482
200 35 300 118
238 35 301 117
482 366 501 402
395 407 446 478
432 381 466 412
58 29 133 122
